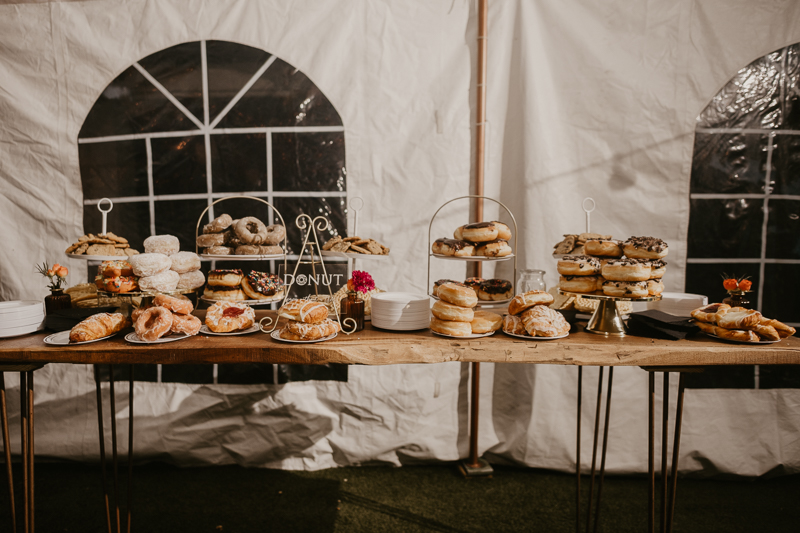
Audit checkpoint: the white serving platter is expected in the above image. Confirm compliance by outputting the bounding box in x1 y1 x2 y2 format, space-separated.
43 330 115 345
320 250 389 259
200 253 284 261
124 332 191 344
502 331 569 341
270 330 338 344
431 253 514 262
199 324 260 336
431 330 497 339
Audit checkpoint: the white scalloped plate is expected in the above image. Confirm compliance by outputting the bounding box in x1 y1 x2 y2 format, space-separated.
270 330 338 344
704 332 779 345
124 332 191 344
503 330 569 341
44 330 116 345
431 330 496 339
431 253 514 262
67 253 128 261
200 253 284 261
199 324 260 336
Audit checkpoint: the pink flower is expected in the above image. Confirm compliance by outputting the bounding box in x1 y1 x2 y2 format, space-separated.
348 270 375 294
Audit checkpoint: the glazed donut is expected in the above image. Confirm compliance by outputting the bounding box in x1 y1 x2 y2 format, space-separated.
139 270 180 292
170 313 202 336
205 301 256 333
601 259 651 282
437 283 478 308
492 221 512 241
131 303 152 323
223 228 243 246
508 290 555 315
431 300 475 322
100 260 133 278
432 279 466 297
262 224 286 245
463 277 485 292
203 213 233 234
470 310 503 334
647 279 664 296
102 276 138 293
430 316 473 337
134 307 173 341
168 252 201 274
432 238 474 257
558 275 601 294
557 255 601 276
476 239 513 258
177 270 206 290
154 293 193 314
197 233 226 248
235 245 283 256
278 299 329 324
461 222 499 243
279 318 340 341
584 239 623 258
129 253 171 277
144 235 179 256
204 246 233 255
242 272 284 300
502 314 527 336
234 217 270 245
203 286 246 301
622 236 669 259
477 279 513 301
690 303 731 324
521 305 571 337
650 260 667 279
207 269 244 287
601 280 648 298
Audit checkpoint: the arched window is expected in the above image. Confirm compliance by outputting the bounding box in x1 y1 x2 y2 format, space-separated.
686 43 800 389
78 40 347 385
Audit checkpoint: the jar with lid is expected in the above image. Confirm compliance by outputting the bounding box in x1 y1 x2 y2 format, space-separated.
517 269 546 294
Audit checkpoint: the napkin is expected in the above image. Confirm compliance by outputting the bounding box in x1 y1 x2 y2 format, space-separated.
626 310 699 341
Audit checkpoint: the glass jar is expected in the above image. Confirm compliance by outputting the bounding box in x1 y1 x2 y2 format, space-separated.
44 288 72 314
517 269 546 294
340 293 365 332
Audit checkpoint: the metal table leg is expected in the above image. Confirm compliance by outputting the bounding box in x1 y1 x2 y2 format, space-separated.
1 372 16 532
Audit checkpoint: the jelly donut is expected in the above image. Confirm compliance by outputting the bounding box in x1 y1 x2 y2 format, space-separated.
492 221 512 241
649 260 667 279
432 238 474 257
558 275 601 294
477 279 513 301
207 269 244 287
139 270 180 292
177 270 206 290
508 290 555 315
102 276 138 293
557 255 601 276
433 279 466 297
431 300 475 322
601 280 648 298
100 260 133 278
430 316 473 337
242 272 284 300
279 318 340 341
622 236 668 259
154 293 193 314
476 239 513 257
203 213 233 234
461 222 499 243
205 301 255 333
437 283 478 308
143 234 179 256
278 299 329 324
470 310 503 334
129 253 171 277
502 314 527 336
601 258 651 282
203 286 246 301
197 233 226 248
169 251 201 274
584 239 623 258
234 217 270 245
134 306 173 341
170 313 202 336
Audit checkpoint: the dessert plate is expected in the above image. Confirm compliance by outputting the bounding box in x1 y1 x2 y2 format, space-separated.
431 330 496 339
124 332 190 344
44 331 116 346
503 331 569 341
270 330 338 344
321 250 389 259
431 253 514 262
199 325 260 336
200 253 284 261
66 253 127 261
704 333 779 345
200 296 282 306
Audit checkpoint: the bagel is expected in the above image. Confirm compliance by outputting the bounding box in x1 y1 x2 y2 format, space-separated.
584 239 623 258
461 222 498 242
431 300 475 322
432 238 474 257
601 259 651 282
508 290 555 315
430 316 473 337
558 275 601 294
690 303 731 324
622 236 668 259
470 310 503 334
437 283 478 308
557 255 601 276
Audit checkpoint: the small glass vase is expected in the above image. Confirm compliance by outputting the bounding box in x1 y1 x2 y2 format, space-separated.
340 293 365 332
722 292 750 309
517 269 546 294
45 288 72 314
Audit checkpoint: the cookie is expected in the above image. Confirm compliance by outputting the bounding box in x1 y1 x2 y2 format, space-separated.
124 248 139 257
343 236 361 242
65 242 81 253
350 244 371 254
331 242 351 253
366 240 383 255
86 244 116 256
104 232 128 244
75 243 89 255
323 236 342 251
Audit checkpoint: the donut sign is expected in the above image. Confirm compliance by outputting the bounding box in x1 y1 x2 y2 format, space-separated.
284 273 344 288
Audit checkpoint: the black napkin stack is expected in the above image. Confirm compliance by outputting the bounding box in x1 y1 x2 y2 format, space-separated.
45 307 119 332
626 309 698 341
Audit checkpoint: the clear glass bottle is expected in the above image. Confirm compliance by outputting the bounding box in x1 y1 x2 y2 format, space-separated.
517 269 546 294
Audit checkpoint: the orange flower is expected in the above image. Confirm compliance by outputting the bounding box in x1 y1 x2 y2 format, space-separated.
738 279 752 291
56 266 68 278
722 278 738 291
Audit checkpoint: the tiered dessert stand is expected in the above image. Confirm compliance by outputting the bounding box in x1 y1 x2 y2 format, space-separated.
319 196 389 277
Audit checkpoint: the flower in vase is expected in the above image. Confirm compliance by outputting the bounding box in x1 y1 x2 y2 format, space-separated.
36 261 69 290
722 274 751 296
346 270 375 295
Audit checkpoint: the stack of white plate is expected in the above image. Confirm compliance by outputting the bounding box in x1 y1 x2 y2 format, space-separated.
371 292 431 331
0 301 45 338
650 292 708 317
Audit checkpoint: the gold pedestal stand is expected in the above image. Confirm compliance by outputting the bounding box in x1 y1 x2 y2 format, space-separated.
560 291 661 337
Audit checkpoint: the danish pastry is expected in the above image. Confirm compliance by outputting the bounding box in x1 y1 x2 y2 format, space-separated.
508 290 555 315
759 318 796 339
205 301 255 333
716 307 762 330
278 299 329 324
521 305 570 337
502 314 527 336
279 318 340 341
690 303 731 324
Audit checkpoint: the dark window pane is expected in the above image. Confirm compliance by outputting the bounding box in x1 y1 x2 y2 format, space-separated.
687 199 763 258
138 42 204 124
689 133 768 195
161 365 213 384
272 132 345 192
685 263 761 306
684 366 754 389
273 197 346 256
152 136 207 195
217 58 342 128
206 41 271 125
759 366 800 389
210 133 267 193
765 200 800 259
83 201 150 252
94 364 158 383
217 364 276 385
79 66 198 138
762 264 800 322
154 199 209 253
79 140 149 199
770 135 800 195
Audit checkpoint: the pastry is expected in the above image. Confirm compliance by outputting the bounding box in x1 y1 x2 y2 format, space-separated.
622 236 669 260
601 259 651 282
143 235 180 256
279 318 340 341
690 303 731 324
508 290 555 315
430 316 473 337
203 214 233 234
470 310 503 334
437 283 478 308
758 318 796 339
553 234 578 255
476 239 512 257
432 238 474 257
278 299 329 324
461 222 499 242
153 294 193 315
521 305 570 337
242 272 284 301
557 255 601 276
205 301 256 332
139 270 180 292
129 253 171 277
716 307 762 330
69 312 129 343
502 314 527 336
134 307 174 341
169 252 201 274
431 300 475 322
477 279 513 301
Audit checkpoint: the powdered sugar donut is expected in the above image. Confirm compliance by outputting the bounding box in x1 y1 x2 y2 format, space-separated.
169 251 201 274
144 234 180 255
139 270 180 292
176 270 206 290
129 253 171 277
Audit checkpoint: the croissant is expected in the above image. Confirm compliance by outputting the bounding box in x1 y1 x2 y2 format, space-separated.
759 318 796 339
69 312 130 343
716 307 762 330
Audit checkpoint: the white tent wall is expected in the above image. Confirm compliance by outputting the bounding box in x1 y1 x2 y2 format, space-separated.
0 0 798 475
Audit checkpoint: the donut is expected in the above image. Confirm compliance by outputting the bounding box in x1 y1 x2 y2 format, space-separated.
234 217 270 245
102 276 138 293
521 305 570 337
205 301 256 333
432 238 474 257
203 286 246 301
502 314 527 336
131 303 152 323
431 300 475 322
134 307 173 341
477 279 513 301
601 280 648 298
129 253 171 277
170 313 202 336
235 245 283 256
197 233 226 248
262 224 286 245
139 270 180 292
647 279 664 296
559 275 601 294
223 228 243 246
492 221 512 241
690 303 731 324
437 283 478 308
279 318 340 341
464 278 485 292
177 270 206 290
470 310 503 334
601 259 651 282
622 236 669 259
584 239 623 258
168 251 201 274
143 235 180 256
433 279 466 297
461 222 498 242
278 299 329 324
203 246 233 255
94 275 105 290
242 272 284 300
203 214 233 234
430 316 473 337
154 293 193 314
649 260 667 279
557 255 601 276
453 226 465 240
207 269 244 287
100 260 133 278
476 239 513 258
508 290 555 315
